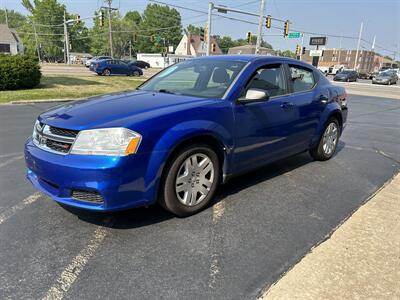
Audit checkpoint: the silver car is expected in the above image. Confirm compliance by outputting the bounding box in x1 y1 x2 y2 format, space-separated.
372 71 398 85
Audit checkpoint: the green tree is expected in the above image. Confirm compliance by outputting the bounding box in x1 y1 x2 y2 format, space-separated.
21 0 66 62
136 4 182 53
276 50 296 58
186 24 202 35
0 9 27 28
214 35 236 54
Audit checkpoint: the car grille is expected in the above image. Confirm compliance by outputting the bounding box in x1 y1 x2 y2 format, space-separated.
33 122 78 155
72 190 104 203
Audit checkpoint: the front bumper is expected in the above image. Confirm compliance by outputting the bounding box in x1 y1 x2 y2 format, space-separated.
24 138 154 211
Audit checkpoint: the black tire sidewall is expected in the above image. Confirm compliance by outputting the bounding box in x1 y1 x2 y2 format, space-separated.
160 145 220 217
311 118 340 161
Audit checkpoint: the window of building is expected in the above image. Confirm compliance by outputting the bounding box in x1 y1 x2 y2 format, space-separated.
0 43 11 53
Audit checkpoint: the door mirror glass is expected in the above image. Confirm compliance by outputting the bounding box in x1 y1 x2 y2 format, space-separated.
239 88 269 103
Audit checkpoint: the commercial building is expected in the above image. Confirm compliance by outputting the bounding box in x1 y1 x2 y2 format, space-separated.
228 45 275 55
302 48 395 72
0 24 24 55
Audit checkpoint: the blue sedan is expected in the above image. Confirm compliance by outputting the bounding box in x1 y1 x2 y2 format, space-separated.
25 55 348 217
89 59 143 76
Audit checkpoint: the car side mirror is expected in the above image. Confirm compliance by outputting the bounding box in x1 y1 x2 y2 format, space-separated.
238 88 269 103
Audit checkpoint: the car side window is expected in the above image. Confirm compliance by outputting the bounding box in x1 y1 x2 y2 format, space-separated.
245 64 286 97
289 65 316 93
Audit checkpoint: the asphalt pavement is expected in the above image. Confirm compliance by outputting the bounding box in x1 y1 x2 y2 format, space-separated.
0 93 399 299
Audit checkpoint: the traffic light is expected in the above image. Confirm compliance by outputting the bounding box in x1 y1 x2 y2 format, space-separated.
200 27 205 41
99 11 104 27
133 33 137 42
246 31 252 44
283 20 289 37
150 35 155 42
265 15 271 28
295 44 301 56
302 47 306 55
211 43 216 53
76 15 81 24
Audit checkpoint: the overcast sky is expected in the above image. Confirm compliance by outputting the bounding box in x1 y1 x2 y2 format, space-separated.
2 0 399 58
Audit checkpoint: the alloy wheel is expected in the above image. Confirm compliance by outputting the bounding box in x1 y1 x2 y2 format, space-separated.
175 153 214 206
322 122 338 156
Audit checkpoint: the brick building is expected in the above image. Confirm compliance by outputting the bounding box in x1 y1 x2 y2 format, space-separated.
302 48 394 72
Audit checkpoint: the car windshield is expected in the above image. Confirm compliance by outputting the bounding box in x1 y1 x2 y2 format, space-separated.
138 59 247 98
380 72 391 77
339 71 351 75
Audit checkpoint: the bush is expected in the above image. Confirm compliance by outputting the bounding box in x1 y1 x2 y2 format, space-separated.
0 54 41 90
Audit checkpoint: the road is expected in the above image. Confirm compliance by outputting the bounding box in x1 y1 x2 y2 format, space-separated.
0 91 399 299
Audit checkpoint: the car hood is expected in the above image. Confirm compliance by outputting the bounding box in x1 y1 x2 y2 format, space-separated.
39 90 216 130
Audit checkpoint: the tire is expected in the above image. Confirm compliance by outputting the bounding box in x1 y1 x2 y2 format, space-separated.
159 144 220 217
102 68 111 76
309 118 340 161
133 70 140 76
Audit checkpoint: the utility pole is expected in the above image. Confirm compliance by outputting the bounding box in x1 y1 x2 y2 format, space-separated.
354 21 363 70
32 22 41 63
129 40 132 60
63 11 71 64
4 8 8 27
255 0 266 54
206 2 213 56
101 0 117 58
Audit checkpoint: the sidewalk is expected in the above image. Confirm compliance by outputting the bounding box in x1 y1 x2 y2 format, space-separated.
260 173 400 300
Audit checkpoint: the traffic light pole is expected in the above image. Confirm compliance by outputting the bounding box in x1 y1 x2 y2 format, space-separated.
102 0 117 58
206 2 213 56
255 0 266 54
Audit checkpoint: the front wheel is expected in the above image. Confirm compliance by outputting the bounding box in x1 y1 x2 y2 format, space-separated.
159 145 220 217
102 68 111 76
310 118 340 161
133 70 140 76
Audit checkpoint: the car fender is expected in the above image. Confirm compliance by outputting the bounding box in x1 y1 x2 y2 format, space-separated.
310 103 343 147
142 120 233 203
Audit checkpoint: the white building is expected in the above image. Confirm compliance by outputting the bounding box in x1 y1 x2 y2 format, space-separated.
137 53 194 68
0 24 24 55
175 33 222 56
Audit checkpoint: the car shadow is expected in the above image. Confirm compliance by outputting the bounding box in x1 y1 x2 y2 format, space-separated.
63 142 346 229
40 76 106 88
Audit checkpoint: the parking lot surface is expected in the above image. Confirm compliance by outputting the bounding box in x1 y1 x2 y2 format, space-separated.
0 93 399 299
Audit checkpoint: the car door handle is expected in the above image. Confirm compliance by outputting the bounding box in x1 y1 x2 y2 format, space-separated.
280 102 294 110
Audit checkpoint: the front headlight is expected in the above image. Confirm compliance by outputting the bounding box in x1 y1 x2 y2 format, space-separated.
70 127 142 156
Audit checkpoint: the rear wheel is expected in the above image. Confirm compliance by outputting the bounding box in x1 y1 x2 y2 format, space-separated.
310 118 340 161
159 145 220 217
102 68 111 76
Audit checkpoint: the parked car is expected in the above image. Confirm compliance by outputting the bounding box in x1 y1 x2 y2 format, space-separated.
372 71 398 85
358 71 369 79
333 70 358 82
85 56 112 67
130 60 151 69
89 59 143 76
25 56 348 217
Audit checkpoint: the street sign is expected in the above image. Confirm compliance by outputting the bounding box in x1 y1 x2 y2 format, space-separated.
288 32 301 39
310 36 327 46
309 50 323 57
